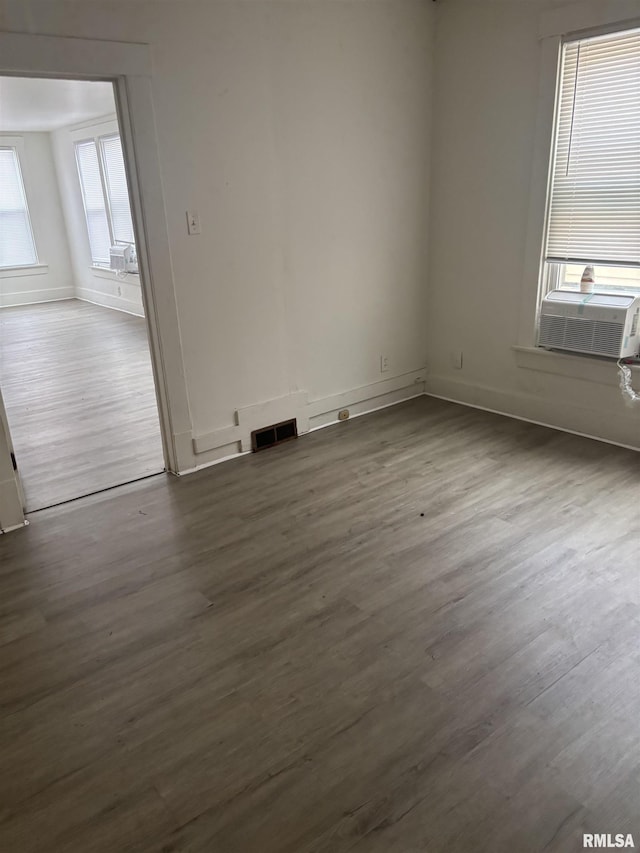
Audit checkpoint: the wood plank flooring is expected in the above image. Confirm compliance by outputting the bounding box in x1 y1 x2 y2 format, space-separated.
0 396 639 852
0 299 164 512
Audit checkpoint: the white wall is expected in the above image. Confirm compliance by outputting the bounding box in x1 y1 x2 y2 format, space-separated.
0 0 435 466
0 132 74 307
426 0 640 449
50 116 144 317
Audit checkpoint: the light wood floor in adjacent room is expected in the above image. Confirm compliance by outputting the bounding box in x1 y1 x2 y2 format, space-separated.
0 299 164 511
0 397 639 852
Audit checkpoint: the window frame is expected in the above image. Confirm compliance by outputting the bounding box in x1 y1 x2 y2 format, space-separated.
543 262 640 298
517 8 640 353
541 27 640 300
74 135 112 268
0 138 39 270
98 131 136 247
73 125 136 269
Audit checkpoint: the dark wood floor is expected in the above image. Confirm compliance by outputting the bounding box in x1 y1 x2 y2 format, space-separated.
0 396 638 852
0 299 164 512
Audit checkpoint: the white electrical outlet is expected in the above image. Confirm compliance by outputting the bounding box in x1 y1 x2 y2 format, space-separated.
186 210 201 235
380 355 390 373
450 350 463 369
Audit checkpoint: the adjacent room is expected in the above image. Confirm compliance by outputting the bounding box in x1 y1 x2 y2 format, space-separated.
0 1 639 852
0 76 163 511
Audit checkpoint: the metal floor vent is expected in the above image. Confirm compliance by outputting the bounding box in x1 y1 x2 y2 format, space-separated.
251 418 298 452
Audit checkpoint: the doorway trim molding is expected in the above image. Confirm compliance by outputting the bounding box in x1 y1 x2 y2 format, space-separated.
0 31 194 479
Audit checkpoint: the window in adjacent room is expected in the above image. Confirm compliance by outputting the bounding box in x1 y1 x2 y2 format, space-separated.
0 147 38 268
542 27 640 296
75 133 135 268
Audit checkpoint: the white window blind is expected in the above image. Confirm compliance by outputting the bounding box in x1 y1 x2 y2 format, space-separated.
0 147 38 268
100 134 135 244
545 27 640 267
75 140 111 266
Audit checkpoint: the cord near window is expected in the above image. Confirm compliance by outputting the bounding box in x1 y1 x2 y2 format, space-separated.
618 358 640 405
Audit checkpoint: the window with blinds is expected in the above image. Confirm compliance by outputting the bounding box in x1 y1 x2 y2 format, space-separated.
543 27 640 292
100 135 135 245
74 133 135 268
75 140 112 267
0 147 38 268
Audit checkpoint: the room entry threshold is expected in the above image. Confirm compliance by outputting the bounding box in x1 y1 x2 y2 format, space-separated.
26 470 167 515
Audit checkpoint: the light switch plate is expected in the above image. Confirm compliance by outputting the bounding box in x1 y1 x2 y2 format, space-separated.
186 210 201 235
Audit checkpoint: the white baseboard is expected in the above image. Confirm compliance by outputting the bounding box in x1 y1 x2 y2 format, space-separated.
425 374 640 452
189 370 427 466
0 286 74 307
172 430 198 474
76 287 144 317
0 520 28 535
309 382 426 432
177 445 251 476
310 388 425 432
307 370 426 428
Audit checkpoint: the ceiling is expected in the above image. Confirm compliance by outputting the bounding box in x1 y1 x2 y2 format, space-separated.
0 77 116 132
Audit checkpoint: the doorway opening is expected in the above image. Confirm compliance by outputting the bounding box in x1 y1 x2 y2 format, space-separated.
0 76 165 512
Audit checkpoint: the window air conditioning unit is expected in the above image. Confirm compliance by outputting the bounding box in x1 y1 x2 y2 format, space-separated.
110 244 134 273
538 290 640 359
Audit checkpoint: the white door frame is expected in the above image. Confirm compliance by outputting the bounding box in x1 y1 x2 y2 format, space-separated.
0 32 194 509
0 386 25 533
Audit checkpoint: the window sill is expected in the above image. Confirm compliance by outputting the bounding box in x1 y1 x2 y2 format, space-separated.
91 266 139 282
513 345 639 386
0 264 48 279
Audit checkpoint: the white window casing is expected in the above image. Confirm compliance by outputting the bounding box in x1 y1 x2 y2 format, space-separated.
75 139 112 267
100 133 135 245
0 147 38 269
75 132 135 268
517 2 640 370
545 27 640 269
